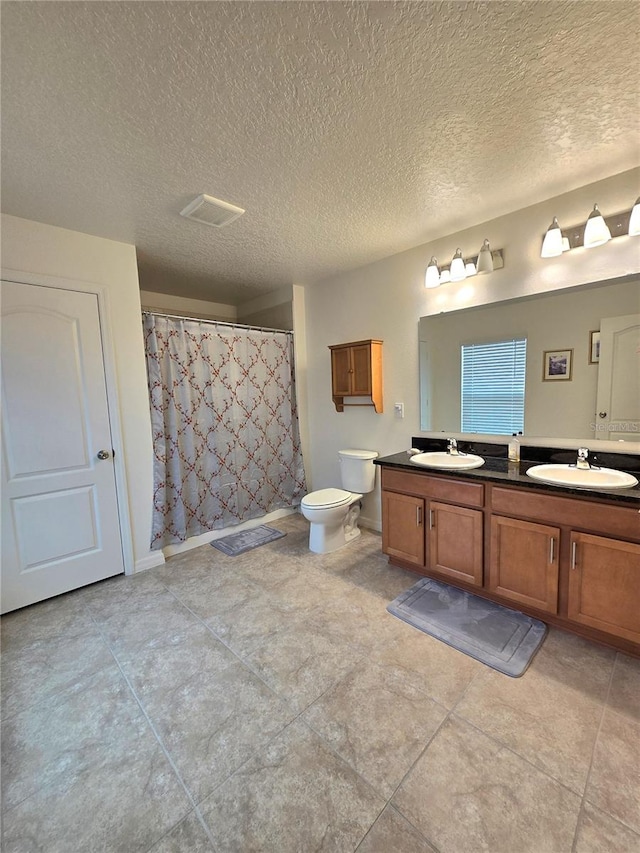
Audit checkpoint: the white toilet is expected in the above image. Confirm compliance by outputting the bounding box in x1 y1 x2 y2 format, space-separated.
300 449 378 554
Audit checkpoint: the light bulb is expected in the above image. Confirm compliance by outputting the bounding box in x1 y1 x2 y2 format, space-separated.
629 197 640 236
584 204 611 248
541 217 563 258
425 257 441 288
476 239 494 274
450 248 467 282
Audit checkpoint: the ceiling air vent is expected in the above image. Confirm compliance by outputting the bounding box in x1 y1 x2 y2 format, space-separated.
179 194 245 228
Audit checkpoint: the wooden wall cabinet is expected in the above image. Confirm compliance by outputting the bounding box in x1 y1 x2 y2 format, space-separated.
380 466 640 656
329 340 383 413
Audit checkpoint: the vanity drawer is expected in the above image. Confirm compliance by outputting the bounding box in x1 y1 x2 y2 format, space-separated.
490 486 640 541
382 468 484 508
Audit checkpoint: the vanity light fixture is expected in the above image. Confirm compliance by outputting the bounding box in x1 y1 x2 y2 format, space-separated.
450 248 467 281
425 257 441 289
629 197 640 236
476 239 494 274
583 204 612 248
541 217 564 258
424 241 505 288
540 197 640 257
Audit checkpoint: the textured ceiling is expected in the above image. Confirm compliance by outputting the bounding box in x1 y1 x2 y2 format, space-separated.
2 1 639 305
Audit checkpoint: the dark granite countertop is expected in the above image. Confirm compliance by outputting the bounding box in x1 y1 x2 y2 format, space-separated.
375 439 640 506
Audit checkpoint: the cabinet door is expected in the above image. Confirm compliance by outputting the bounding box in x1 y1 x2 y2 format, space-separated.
350 344 372 396
568 532 640 644
489 516 559 614
382 491 425 567
331 347 352 396
428 501 483 587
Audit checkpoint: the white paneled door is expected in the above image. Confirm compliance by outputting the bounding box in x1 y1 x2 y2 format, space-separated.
1 280 124 613
595 313 640 442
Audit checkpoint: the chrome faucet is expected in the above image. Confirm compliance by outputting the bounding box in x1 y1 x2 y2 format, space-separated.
576 447 591 469
447 438 459 456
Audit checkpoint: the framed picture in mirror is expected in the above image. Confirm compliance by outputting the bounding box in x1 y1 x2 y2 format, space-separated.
543 349 573 381
589 330 601 364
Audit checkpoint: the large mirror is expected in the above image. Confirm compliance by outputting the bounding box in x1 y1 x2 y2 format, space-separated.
419 277 639 440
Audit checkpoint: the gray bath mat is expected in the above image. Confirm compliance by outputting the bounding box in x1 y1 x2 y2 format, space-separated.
210 525 286 556
387 578 547 677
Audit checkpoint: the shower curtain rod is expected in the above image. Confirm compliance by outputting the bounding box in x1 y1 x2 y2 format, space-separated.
142 309 293 336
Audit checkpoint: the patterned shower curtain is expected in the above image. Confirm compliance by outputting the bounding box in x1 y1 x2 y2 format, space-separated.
143 313 307 549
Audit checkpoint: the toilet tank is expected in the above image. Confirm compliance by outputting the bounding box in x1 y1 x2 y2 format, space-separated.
339 449 378 493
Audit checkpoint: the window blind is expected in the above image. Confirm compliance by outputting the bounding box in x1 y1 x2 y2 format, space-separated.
461 338 526 434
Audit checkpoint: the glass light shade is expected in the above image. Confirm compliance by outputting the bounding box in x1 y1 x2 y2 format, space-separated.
562 236 571 252
425 257 441 288
439 269 451 284
540 217 563 258
476 239 494 274
583 204 611 248
465 262 477 276
450 248 467 281
629 197 640 236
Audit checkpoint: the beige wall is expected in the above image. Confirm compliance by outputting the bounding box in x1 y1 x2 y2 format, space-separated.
302 169 640 531
237 303 293 331
140 290 237 322
140 288 293 329
1 214 158 571
237 285 294 331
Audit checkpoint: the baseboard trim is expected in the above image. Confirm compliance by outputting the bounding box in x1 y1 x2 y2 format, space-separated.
134 552 166 573
360 515 382 533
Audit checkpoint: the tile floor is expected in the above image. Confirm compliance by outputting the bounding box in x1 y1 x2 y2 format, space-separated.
1 513 639 853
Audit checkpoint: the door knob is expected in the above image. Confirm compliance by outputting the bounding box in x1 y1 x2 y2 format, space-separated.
598 412 607 418
96 450 111 460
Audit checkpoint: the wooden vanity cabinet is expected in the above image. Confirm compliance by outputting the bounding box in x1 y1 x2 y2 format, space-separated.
380 467 640 655
489 516 559 614
429 502 483 587
381 468 484 585
329 340 383 413
382 490 425 567
568 532 640 644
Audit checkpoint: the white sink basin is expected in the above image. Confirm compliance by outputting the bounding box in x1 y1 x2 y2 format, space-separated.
526 464 638 490
410 452 485 471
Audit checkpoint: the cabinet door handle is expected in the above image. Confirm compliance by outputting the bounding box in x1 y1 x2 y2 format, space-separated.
571 541 578 570
549 537 555 564
416 506 422 527
429 509 435 529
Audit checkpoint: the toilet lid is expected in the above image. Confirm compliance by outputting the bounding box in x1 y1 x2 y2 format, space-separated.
301 488 354 509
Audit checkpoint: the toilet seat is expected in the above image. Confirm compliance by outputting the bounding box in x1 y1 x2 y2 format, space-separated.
301 488 354 509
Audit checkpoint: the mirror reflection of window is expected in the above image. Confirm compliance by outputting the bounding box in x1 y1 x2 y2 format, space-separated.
460 338 526 435
419 277 639 439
